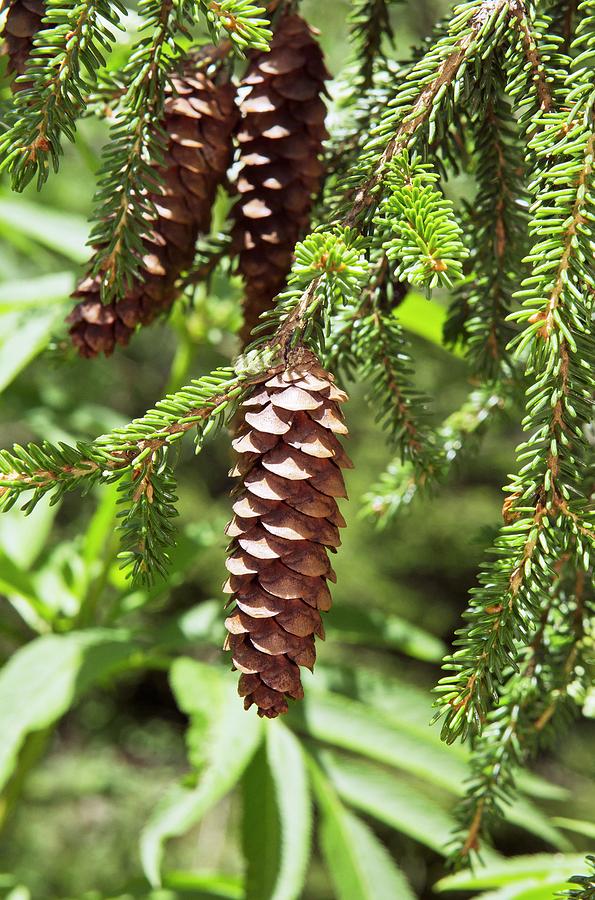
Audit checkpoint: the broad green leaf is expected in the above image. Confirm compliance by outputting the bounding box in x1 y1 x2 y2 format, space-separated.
318 751 453 855
141 660 263 888
467 881 577 900
242 743 281 900
291 688 467 792
552 817 595 840
29 542 86 621
327 604 446 662
0 493 58 569
505 797 570 851
583 684 595 718
158 601 224 653
0 549 53 620
266 722 312 900
169 657 227 769
81 483 120 572
315 667 467 755
0 272 74 311
436 854 587 891
169 658 226 719
309 759 415 900
316 665 460 740
5 887 31 900
396 293 463 356
0 198 88 261
516 772 569 802
162 870 243 898
0 307 66 393
75 483 120 601
315 669 563 803
0 630 140 792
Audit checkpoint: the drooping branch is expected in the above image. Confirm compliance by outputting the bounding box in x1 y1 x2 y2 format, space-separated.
435 6 595 743
363 383 507 522
84 0 208 301
508 2 554 113
445 67 529 373
345 0 512 225
0 231 368 510
0 0 125 189
348 0 396 89
451 554 591 864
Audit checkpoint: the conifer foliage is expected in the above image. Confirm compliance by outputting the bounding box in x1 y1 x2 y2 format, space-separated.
0 0 594 874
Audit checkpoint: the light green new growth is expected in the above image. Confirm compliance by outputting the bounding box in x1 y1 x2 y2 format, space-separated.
199 0 272 53
375 152 468 291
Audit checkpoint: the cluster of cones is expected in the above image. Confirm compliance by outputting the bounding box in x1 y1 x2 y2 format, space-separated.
3 8 329 353
68 65 237 357
224 349 351 717
4 9 350 719
64 12 328 356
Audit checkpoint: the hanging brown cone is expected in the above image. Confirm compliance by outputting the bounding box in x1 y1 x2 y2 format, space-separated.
1 0 46 87
223 347 351 718
67 58 237 358
231 13 330 344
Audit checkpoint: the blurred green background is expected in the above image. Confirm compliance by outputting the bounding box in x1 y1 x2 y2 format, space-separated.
0 1 593 898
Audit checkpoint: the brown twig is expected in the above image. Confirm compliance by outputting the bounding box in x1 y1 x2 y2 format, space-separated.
509 2 553 113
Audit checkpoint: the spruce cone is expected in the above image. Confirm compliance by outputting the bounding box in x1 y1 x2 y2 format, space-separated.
1 0 45 85
68 62 237 357
223 349 351 718
232 14 329 343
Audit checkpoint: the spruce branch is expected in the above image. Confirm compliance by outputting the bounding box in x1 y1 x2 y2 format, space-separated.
357 308 436 461
363 383 507 522
0 234 367 525
434 505 592 744
117 452 179 585
333 246 438 463
507 1 555 114
435 15 595 743
0 441 108 513
83 0 203 301
445 68 529 374
0 0 125 189
322 247 441 493
343 0 512 226
451 554 593 865
0 227 369 585
348 0 397 89
561 856 595 899
251 228 370 351
321 56 409 225
508 111 594 511
503 1 568 155
0 367 257 503
269 0 516 388
375 151 468 291
198 0 272 53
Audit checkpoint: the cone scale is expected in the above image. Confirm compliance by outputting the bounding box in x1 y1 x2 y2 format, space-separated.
224 349 351 718
231 13 330 343
68 60 237 357
2 0 46 86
